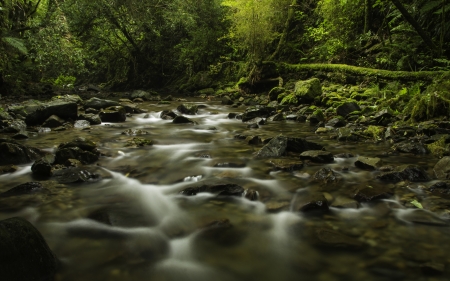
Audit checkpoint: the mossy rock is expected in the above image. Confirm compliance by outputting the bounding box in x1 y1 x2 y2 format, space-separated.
293 78 322 104
197 88 215 96
280 93 298 106
268 87 285 101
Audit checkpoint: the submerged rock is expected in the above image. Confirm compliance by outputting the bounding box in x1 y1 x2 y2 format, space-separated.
313 168 341 185
312 227 363 249
180 183 244 197
55 138 100 165
377 165 429 183
160 110 177 120
173 115 195 124
42 115 65 128
353 187 393 202
177 104 198 115
0 182 44 197
292 192 329 213
269 159 304 171
31 154 56 178
300 150 334 163
52 166 111 184
0 139 43 166
433 156 450 180
0 217 58 281
355 156 382 170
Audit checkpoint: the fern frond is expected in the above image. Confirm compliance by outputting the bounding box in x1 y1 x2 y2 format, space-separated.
2 37 28 54
420 1 441 14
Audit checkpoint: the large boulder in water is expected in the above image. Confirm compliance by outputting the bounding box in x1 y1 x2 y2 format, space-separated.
255 135 324 158
99 106 126 122
241 106 275 122
55 137 100 165
177 104 198 115
0 138 43 166
0 217 59 281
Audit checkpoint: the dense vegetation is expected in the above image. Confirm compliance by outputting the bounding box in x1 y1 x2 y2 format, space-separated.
1 0 450 95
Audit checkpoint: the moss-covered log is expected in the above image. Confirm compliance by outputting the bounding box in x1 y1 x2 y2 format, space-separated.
278 63 450 82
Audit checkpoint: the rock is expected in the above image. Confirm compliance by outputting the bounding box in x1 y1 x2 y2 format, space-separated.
177 104 198 115
268 87 285 101
292 192 329 213
300 150 334 163
121 129 150 136
392 140 429 154
52 166 111 184
0 110 13 121
428 181 450 194
0 182 44 197
244 189 259 201
241 106 275 122
160 110 177 120
0 165 18 175
313 168 341 184
245 135 262 145
31 154 56 178
120 101 144 114
433 156 450 180
397 209 448 226
0 139 43 166
51 94 82 104
42 115 65 128
130 90 152 100
336 102 361 118
269 159 304 171
255 135 324 158
79 113 102 125
355 156 382 170
99 106 126 122
84 97 120 110
125 137 153 147
12 131 29 139
55 138 100 165
74 120 91 129
221 96 234 105
337 127 359 142
312 228 363 249
2 120 26 133
9 99 78 126
331 196 359 208
377 165 429 183
173 116 195 124
353 187 393 202
373 108 394 124
179 183 244 197
213 162 246 168
268 113 285 121
293 78 322 104
0 217 58 281
326 117 346 128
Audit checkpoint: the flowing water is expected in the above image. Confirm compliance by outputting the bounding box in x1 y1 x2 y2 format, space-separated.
1 98 450 281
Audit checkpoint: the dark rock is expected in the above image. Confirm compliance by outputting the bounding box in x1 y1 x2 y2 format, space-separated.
268 87 285 101
177 104 198 115
213 162 246 168
377 165 429 183
2 120 26 133
121 129 150 136
173 116 195 124
42 115 65 128
125 137 153 147
180 183 244 197
245 117 266 125
84 97 120 109
0 165 18 175
292 192 329 213
255 135 324 158
85 108 99 114
31 154 55 178
247 123 259 129
326 117 346 128
55 138 100 165
300 150 334 163
0 217 58 281
9 100 78 126
392 140 429 154
313 168 340 184
354 156 382 170
160 110 177 120
312 228 363 249
241 106 275 122
245 135 262 145
336 102 360 118
0 139 43 166
373 108 394 123
268 113 285 121
130 90 152 100
244 189 259 201
354 187 393 202
433 156 450 180
99 106 126 122
0 182 44 197
221 96 234 105
337 127 359 142
428 181 450 194
51 94 82 104
52 166 111 184
120 101 143 114
269 159 304 171
162 95 174 101
74 120 91 129
12 131 29 139
228 113 239 119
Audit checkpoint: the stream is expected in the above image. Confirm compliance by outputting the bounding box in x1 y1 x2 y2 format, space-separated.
1 98 450 281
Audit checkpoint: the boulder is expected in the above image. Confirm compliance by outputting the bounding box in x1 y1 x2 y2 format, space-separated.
55 138 100 165
84 97 120 110
337 127 359 142
74 120 91 129
0 139 43 166
293 78 322 104
9 100 78 126
336 102 361 118
221 96 234 105
160 110 177 120
52 166 111 184
292 192 329 213
300 150 334 163
180 183 244 197
433 156 450 180
0 217 58 281
354 187 393 202
42 115 65 128
173 116 195 124
313 168 341 185
2 120 27 133
78 113 102 125
130 90 151 101
355 156 382 170
392 141 429 154
0 182 45 198
99 106 126 122
428 181 450 195
255 135 324 158
31 154 55 178
177 104 198 115
377 165 429 183
241 106 275 122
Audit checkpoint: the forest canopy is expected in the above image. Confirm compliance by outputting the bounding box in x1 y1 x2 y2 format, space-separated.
1 0 450 95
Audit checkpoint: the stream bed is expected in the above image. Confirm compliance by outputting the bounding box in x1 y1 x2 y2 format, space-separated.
1 98 450 281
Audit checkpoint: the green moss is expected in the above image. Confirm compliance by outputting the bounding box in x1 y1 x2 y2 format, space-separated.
312 109 325 121
280 93 298 105
364 125 385 141
126 137 154 147
427 136 449 158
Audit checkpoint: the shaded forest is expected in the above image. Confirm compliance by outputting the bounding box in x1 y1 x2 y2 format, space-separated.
1 0 450 95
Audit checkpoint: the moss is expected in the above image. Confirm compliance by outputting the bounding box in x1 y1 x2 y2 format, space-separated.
427 136 449 158
312 109 325 121
280 93 298 105
126 137 154 147
364 125 386 141
236 77 249 88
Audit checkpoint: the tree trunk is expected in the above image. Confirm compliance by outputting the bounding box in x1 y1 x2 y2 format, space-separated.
364 0 372 33
268 0 297 61
390 0 434 50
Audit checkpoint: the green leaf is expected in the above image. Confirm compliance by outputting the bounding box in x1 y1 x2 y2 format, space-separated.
2 37 28 54
410 200 423 209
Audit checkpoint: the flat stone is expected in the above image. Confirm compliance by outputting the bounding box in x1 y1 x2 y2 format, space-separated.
355 156 382 170
292 192 329 213
377 165 429 183
354 187 393 202
300 150 334 163
434 156 450 180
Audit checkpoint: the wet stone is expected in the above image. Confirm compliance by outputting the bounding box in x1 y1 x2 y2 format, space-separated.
336 102 360 118
353 187 393 202
331 196 359 208
180 183 245 197
300 150 334 163
74 120 91 129
433 156 450 180
0 140 43 166
241 106 275 122
245 135 262 145
121 129 150 136
99 106 127 122
173 116 195 124
265 201 290 212
12 131 29 139
244 189 259 201
52 166 111 184
0 182 44 198
177 104 198 115
31 154 55 178
292 192 329 213
428 181 450 195
213 162 246 168
269 159 304 172
326 117 346 128
354 156 382 170
79 113 102 125
84 97 120 109
392 140 429 154
313 168 341 185
312 228 363 249
377 165 429 183
160 110 177 120
337 127 359 142
2 119 27 133
0 165 18 175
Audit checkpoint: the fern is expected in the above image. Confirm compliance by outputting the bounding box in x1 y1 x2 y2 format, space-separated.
2 37 28 54
420 1 442 14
